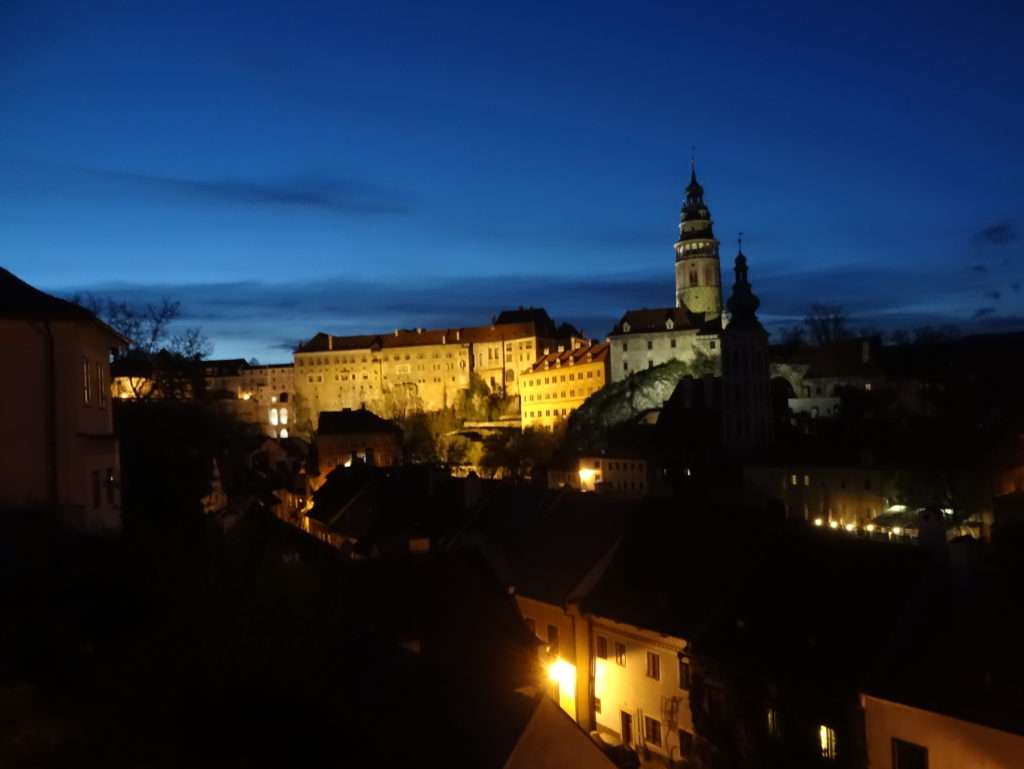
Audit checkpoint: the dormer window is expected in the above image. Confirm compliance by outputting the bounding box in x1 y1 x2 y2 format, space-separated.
622 322 631 333
666 318 675 330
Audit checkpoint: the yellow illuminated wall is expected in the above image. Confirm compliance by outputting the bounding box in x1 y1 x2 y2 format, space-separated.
520 342 609 431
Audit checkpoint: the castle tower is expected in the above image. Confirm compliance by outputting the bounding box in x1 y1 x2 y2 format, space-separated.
721 247 773 448
674 164 722 319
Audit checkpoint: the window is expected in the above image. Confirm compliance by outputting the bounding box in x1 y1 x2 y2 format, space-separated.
646 652 660 680
622 343 628 351
644 716 662 747
596 635 608 659
547 624 559 654
767 707 780 736
678 658 691 690
804 475 810 486
671 338 677 348
647 340 653 350
614 641 626 665
710 341 716 350
820 725 837 759
892 738 928 769
623 362 629 371
83 359 92 404
790 474 798 486
525 617 536 635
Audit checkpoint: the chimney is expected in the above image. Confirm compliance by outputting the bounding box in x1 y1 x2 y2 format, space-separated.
328 335 334 351
395 329 400 337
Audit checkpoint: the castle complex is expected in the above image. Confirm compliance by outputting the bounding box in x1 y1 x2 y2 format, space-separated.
607 165 724 382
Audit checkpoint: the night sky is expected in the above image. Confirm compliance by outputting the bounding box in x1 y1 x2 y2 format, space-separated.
2 0 1022 362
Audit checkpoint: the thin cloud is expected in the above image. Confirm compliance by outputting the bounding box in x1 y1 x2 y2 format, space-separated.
970 220 1018 247
973 307 995 318
78 167 414 216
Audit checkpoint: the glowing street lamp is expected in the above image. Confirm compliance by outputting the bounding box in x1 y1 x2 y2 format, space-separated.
547 658 575 690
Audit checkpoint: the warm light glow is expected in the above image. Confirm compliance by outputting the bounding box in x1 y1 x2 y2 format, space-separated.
844 523 855 532
813 518 824 526
120 392 129 399
892 526 903 535
547 658 576 691
866 524 875 532
578 468 597 491
241 392 252 401
271 396 277 403
829 520 839 529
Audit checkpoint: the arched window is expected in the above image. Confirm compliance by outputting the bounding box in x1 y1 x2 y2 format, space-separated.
280 408 288 425
269 408 279 426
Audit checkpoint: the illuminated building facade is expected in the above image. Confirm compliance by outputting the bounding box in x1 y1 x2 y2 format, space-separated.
548 455 649 496
295 314 569 430
0 268 126 530
519 342 609 430
607 308 718 383
314 408 402 481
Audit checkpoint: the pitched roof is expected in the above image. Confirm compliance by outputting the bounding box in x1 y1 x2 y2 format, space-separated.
609 307 699 336
295 318 567 355
317 408 401 435
527 341 609 372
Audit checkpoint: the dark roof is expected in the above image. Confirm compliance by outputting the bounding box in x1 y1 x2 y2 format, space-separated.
296 317 567 355
0 268 127 343
804 337 885 379
688 530 938 683
0 267 96 320
494 307 556 334
609 307 699 336
463 486 637 605
582 503 780 639
317 408 401 435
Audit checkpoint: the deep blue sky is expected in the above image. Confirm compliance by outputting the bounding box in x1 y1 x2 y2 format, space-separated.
2 0 1022 362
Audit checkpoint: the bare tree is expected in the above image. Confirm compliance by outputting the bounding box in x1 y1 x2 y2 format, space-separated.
69 293 211 361
803 304 850 346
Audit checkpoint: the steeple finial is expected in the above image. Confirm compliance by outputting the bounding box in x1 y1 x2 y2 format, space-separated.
738 231 744 253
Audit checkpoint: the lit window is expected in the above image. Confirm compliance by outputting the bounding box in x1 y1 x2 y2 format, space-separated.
594 697 602 714
820 725 837 759
278 428 288 438
646 652 660 680
804 475 810 486
98 366 107 406
644 716 662 747
280 408 288 424
83 359 92 404
790 474 798 486
614 641 626 666
269 408 279 426
767 707 780 736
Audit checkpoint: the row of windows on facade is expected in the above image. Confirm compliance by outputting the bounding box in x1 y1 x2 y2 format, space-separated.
307 374 464 385
298 342 535 368
591 460 643 472
526 407 575 419
526 387 595 402
524 370 599 386
82 358 108 407
790 474 874 490
681 240 715 252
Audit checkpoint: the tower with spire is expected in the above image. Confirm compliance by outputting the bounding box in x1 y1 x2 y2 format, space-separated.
721 243 773 449
674 162 723 320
